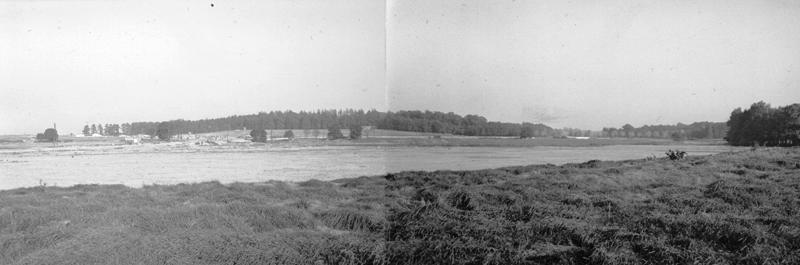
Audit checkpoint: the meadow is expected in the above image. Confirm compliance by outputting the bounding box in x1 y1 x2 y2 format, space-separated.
1 147 798 264
385 148 800 264
0 178 386 265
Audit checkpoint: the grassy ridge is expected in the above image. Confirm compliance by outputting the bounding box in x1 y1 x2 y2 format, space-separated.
385 148 800 264
0 178 386 265
1 148 799 264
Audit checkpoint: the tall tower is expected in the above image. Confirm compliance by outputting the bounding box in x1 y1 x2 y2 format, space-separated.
52 123 58 146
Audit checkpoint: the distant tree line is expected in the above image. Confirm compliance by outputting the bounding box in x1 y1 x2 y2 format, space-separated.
378 111 554 137
82 124 121 136
555 127 594 137
726 101 800 146
102 109 558 139
78 103 800 145
601 122 727 140
121 109 385 137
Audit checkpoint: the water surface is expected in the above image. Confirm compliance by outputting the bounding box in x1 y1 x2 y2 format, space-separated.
0 144 743 190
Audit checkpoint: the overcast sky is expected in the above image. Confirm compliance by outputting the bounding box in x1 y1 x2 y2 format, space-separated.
2 0 799 134
0 0 385 134
388 0 800 129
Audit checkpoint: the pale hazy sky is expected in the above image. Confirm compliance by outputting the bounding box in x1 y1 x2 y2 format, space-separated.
388 0 800 129
2 0 800 134
1 0 385 134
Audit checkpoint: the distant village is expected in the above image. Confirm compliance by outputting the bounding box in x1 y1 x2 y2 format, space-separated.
21 107 742 147
30 124 379 146
115 129 300 146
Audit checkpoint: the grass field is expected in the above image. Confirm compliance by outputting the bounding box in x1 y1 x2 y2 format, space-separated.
385 148 800 264
1 148 798 264
0 178 386 265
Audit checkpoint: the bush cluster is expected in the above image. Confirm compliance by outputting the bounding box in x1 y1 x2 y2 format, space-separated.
726 101 800 146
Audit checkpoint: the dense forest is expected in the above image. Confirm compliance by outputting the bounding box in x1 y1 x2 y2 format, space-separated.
601 122 728 140
86 107 789 142
125 109 384 136
378 111 554 137
87 109 379 137
726 101 800 146
92 109 556 138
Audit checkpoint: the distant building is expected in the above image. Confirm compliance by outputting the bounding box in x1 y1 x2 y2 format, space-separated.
123 136 141 145
229 138 248 143
135 134 152 140
171 133 197 141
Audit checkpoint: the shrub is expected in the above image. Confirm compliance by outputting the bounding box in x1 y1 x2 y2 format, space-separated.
349 125 363 139
327 124 345 140
665 149 687 160
250 129 267 142
283 130 295 139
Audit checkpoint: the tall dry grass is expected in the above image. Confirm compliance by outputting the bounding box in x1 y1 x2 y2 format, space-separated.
385 148 800 264
0 178 386 265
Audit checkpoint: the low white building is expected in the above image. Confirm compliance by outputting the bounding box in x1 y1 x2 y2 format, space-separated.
123 136 141 145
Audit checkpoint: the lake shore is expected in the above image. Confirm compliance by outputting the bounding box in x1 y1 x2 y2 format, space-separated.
1 134 727 153
0 140 743 191
1 147 798 264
